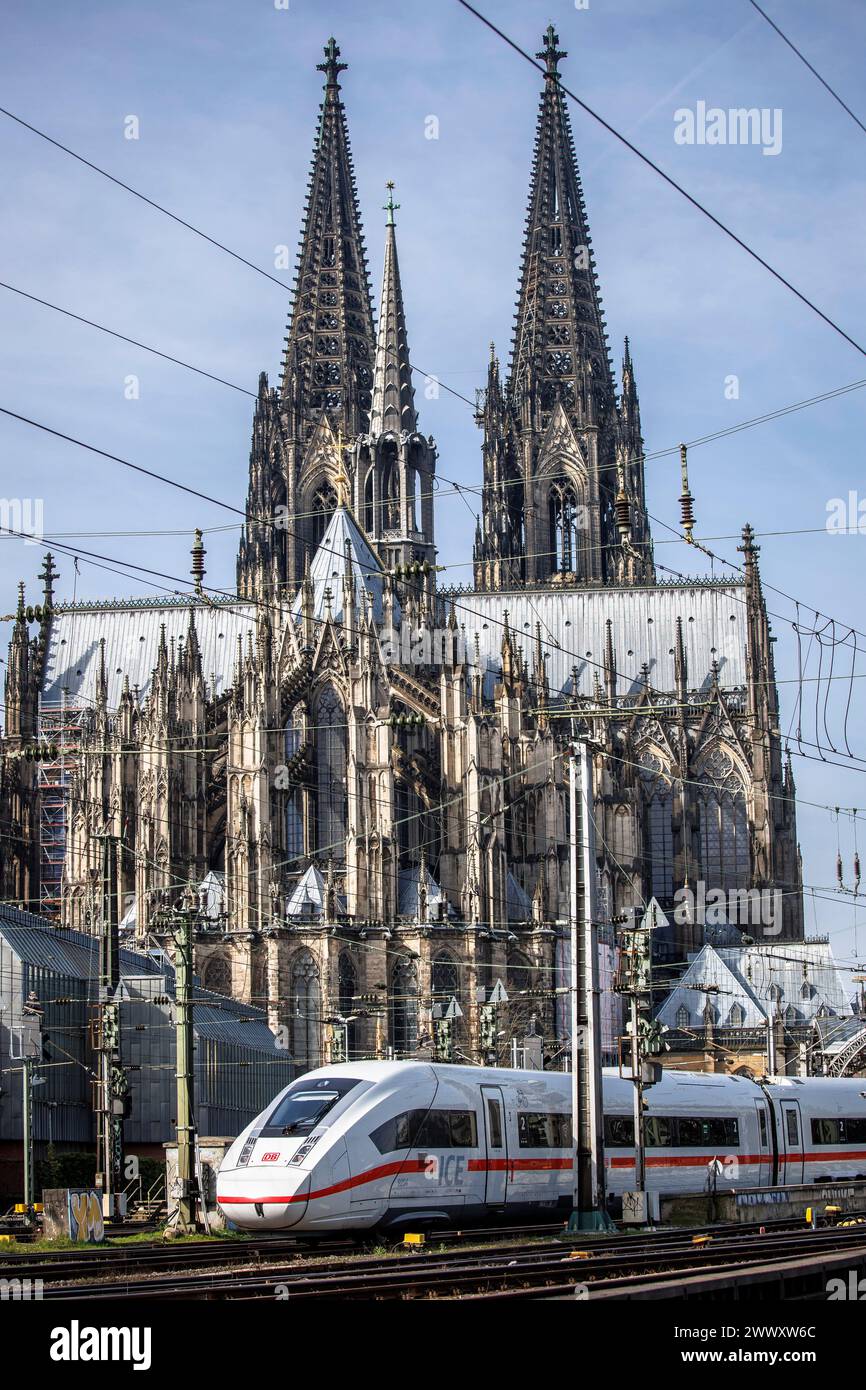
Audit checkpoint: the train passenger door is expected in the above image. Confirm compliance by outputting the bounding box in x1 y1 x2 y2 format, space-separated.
779 1100 804 1184
754 1100 772 1185
480 1085 507 1205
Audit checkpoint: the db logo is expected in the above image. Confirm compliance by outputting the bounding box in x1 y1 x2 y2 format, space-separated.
262 1152 280 1162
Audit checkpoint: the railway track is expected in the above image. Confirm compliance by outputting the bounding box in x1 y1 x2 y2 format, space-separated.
0 1220 565 1286
0 1214 813 1288
26 1220 866 1302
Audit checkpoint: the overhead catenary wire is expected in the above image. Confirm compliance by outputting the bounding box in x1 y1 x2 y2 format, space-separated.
747 0 866 138
455 0 866 363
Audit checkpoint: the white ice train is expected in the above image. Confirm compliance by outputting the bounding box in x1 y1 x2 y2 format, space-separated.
216 1061 866 1233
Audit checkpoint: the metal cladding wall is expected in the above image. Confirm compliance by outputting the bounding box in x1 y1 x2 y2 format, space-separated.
0 908 293 1149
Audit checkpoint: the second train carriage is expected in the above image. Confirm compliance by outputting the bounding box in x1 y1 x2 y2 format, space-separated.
216 1061 866 1232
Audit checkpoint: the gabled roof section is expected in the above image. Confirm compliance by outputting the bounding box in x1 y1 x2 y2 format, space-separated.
291 505 399 627
657 941 854 1030
508 25 613 408
280 37 376 437
398 864 454 918
284 863 346 919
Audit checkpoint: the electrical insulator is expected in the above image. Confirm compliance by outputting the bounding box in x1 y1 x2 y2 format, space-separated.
855 852 861 895
614 487 631 541
837 852 844 888
679 443 695 541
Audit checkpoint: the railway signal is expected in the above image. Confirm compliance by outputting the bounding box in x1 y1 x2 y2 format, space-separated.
616 899 670 1213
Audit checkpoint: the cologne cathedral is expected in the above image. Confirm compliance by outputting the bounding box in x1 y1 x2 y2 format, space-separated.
0 31 803 1072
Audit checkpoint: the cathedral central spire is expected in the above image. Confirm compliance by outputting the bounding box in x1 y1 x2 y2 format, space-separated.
368 182 417 438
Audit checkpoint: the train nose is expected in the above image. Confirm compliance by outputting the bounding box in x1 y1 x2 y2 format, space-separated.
216 1164 310 1230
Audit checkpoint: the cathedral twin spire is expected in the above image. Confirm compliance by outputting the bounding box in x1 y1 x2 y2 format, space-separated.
280 37 377 439
509 24 614 419
240 28 651 604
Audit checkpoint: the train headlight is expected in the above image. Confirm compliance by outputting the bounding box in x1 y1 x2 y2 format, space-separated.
289 1133 323 1165
238 1130 261 1166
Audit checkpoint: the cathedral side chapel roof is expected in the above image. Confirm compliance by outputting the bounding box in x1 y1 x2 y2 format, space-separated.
291 505 400 628
40 599 256 710
451 583 748 701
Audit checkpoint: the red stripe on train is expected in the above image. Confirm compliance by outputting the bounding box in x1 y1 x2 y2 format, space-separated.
219 1150 866 1205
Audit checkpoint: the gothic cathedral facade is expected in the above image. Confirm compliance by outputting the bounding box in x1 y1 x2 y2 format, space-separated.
0 32 802 1072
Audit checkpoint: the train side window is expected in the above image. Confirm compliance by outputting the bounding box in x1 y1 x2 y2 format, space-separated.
415 1110 478 1149
724 1118 740 1146
758 1108 768 1147
644 1116 672 1147
603 1116 635 1148
486 1099 503 1148
785 1110 800 1145
812 1118 839 1144
844 1117 866 1143
517 1112 572 1148
371 1109 477 1152
447 1111 478 1148
677 1117 702 1147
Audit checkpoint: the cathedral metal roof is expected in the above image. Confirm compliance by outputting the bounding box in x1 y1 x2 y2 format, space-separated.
291 505 399 628
40 598 257 710
449 582 748 699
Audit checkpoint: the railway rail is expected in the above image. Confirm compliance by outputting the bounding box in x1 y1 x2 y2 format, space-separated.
20 1220 866 1302
0 1214 820 1288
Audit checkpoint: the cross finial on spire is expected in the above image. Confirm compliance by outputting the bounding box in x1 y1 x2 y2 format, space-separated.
537 23 567 77
384 180 399 226
317 36 347 88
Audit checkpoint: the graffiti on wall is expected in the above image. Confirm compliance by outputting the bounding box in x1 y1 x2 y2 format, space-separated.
67 1189 104 1243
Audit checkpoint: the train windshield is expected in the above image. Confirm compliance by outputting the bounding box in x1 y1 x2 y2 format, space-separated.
262 1078 362 1137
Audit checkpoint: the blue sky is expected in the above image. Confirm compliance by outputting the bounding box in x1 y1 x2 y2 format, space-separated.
1 0 865 975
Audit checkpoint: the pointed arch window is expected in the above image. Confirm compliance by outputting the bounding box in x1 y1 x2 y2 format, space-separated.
364 470 375 535
549 479 582 574
432 952 460 1000
675 1005 689 1029
695 750 750 892
638 753 674 904
316 686 348 858
290 950 321 1073
728 1002 746 1027
284 706 305 859
311 482 337 550
382 454 400 531
391 958 418 1056
338 952 358 1059
203 955 231 996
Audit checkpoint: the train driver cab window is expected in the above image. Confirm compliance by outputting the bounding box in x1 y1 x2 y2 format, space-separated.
263 1077 362 1137
486 1099 503 1148
785 1110 800 1146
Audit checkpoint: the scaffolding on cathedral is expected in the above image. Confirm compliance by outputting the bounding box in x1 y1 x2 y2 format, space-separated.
37 695 85 918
